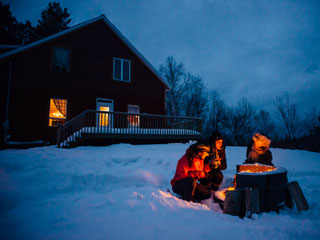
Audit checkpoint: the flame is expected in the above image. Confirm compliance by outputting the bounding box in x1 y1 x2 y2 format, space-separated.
227 186 236 191
239 168 275 173
214 176 237 201
237 164 277 173
215 186 236 201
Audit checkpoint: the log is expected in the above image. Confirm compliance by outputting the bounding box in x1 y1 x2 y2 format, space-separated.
245 187 260 218
223 189 244 217
287 181 309 211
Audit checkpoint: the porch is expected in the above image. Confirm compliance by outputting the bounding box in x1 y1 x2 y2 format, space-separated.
57 110 202 148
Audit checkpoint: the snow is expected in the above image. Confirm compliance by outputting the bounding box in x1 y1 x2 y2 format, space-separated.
1 143 320 240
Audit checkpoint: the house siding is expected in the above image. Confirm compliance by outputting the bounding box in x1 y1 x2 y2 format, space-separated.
0 19 167 144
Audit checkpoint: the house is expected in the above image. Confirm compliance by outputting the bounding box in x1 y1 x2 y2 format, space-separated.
0 15 202 148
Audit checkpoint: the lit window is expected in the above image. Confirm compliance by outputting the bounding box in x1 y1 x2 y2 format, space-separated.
99 106 110 127
49 98 67 126
113 57 131 82
128 105 140 127
53 47 70 72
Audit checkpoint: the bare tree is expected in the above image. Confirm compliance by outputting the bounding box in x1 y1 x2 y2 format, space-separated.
181 73 207 118
225 98 256 145
254 110 275 137
205 90 226 134
302 107 319 136
159 56 185 116
274 93 300 140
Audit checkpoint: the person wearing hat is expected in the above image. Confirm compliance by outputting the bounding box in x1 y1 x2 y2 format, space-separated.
170 142 214 202
200 131 227 191
244 133 273 166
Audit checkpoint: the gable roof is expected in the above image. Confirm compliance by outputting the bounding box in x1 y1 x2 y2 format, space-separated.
0 15 169 89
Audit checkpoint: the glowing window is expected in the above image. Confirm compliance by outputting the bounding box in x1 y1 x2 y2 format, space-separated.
128 105 140 127
49 98 67 126
99 106 109 126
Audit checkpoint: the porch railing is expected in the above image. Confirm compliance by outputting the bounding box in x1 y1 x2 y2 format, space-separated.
57 110 202 147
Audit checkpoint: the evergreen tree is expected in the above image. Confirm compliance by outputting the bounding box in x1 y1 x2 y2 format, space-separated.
16 20 39 44
36 2 71 39
0 1 19 44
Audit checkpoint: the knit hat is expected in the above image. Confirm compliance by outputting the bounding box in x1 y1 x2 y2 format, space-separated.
190 142 210 152
252 133 271 149
211 131 223 141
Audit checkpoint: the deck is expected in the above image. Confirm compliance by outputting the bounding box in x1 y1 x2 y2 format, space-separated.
57 110 202 148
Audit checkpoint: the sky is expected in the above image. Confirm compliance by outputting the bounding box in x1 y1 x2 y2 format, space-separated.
4 0 320 115
1 143 320 239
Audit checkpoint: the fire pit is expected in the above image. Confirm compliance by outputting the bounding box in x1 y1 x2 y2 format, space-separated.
217 163 288 217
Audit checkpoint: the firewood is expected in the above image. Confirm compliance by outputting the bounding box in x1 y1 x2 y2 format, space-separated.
245 187 260 217
287 181 309 211
223 189 244 217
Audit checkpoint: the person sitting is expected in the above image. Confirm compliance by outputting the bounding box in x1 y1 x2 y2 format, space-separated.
244 133 273 166
200 131 227 191
170 143 213 202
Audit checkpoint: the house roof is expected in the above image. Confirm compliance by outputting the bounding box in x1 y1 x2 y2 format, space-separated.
0 44 22 49
0 15 169 89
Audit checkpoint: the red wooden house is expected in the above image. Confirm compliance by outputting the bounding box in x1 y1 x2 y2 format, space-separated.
0 15 201 148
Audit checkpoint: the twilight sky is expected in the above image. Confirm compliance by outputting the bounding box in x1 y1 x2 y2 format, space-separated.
5 0 320 115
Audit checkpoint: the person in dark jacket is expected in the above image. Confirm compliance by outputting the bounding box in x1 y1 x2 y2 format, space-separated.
200 131 227 191
244 133 273 166
170 143 213 202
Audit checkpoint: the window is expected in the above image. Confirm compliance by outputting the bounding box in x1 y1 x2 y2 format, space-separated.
53 47 71 72
113 58 131 82
128 105 140 127
49 98 67 126
96 98 114 127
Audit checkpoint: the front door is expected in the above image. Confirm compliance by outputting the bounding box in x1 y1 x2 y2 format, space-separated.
96 98 114 127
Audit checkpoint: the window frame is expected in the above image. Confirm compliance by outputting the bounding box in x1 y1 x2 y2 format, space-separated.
48 98 68 127
52 46 71 73
113 57 131 82
127 104 140 127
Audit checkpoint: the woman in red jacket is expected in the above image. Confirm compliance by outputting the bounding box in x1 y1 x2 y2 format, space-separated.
170 143 213 202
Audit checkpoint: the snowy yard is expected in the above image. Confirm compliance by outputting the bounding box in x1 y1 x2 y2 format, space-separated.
1 143 320 240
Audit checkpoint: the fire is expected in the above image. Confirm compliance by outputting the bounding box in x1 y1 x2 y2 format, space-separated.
239 168 274 173
237 164 277 173
227 186 236 191
215 186 236 201
215 164 278 202
215 180 236 201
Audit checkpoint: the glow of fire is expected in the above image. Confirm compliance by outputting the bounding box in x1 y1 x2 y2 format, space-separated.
238 164 277 173
215 165 278 201
239 168 275 173
215 186 236 201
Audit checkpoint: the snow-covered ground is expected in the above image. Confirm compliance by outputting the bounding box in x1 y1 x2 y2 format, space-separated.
1 143 320 240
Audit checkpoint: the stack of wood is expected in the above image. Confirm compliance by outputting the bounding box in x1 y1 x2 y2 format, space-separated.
223 181 309 218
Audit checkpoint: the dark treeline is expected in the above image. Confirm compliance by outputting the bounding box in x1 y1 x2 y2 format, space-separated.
0 1 71 45
160 56 320 152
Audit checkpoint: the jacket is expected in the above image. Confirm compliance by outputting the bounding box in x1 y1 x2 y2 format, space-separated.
244 145 273 166
206 146 227 170
202 133 227 170
170 153 211 187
